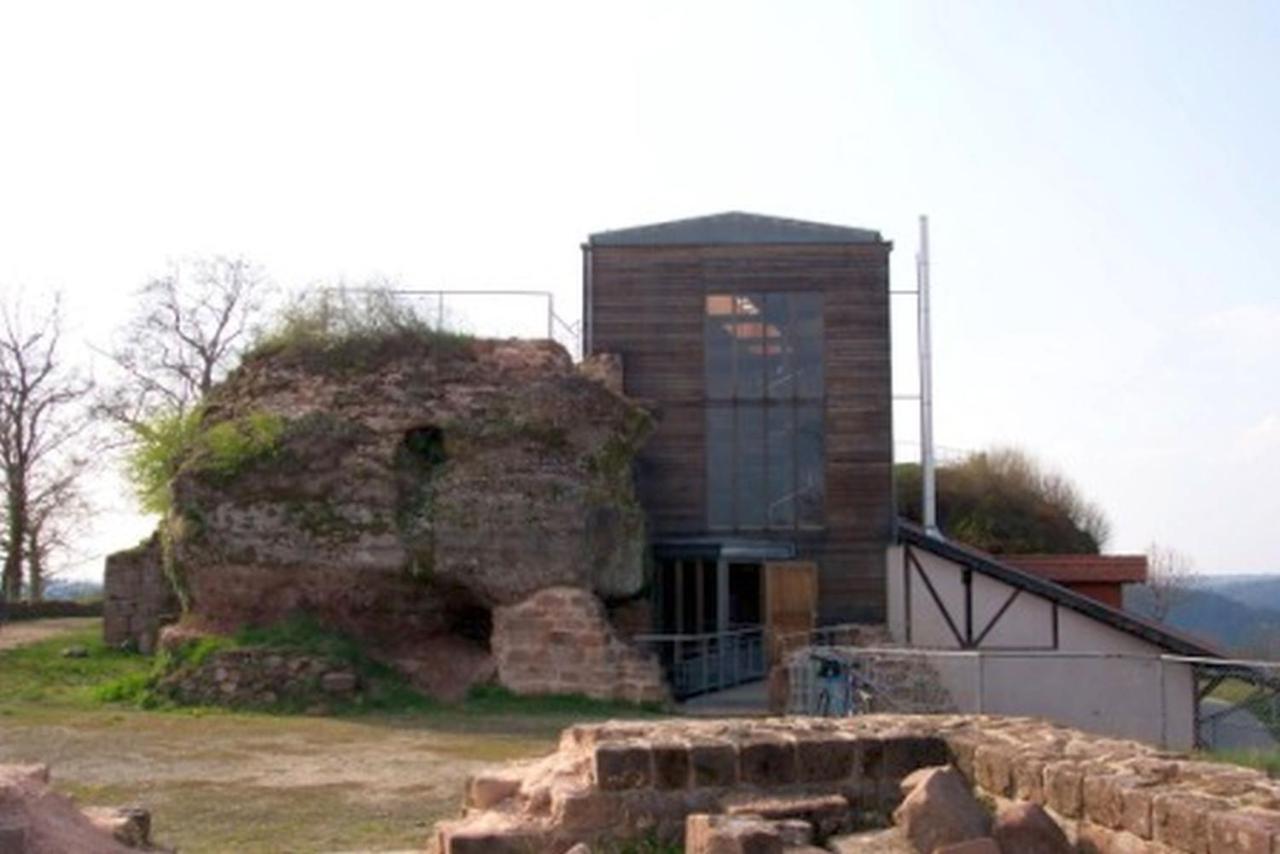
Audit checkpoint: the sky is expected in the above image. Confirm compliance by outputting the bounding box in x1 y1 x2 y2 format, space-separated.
1 0 1277 578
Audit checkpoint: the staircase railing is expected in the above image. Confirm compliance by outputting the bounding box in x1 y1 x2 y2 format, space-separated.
633 627 766 700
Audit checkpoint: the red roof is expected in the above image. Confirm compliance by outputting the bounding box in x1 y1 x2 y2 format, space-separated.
1002 554 1148 584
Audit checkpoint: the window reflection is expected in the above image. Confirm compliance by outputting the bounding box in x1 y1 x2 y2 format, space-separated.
704 291 824 530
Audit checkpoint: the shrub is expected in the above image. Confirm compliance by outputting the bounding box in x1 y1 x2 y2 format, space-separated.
246 286 471 371
896 446 1111 554
126 408 285 514
192 410 285 477
126 409 205 514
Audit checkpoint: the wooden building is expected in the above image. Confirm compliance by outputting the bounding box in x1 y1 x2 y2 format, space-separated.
583 212 894 647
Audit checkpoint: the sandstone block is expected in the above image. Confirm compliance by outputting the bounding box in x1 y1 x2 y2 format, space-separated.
1044 761 1085 818
934 838 1001 854
795 734 857 783
690 740 738 788
974 744 1014 797
466 772 522 809
739 735 798 787
1084 774 1142 830
1120 785 1156 840
891 766 990 854
1206 807 1280 854
653 742 690 790
595 742 652 791
1012 755 1049 804
1153 791 1232 854
83 805 151 848
686 813 783 854
992 801 1070 854
881 735 950 782
899 765 940 796
554 790 621 831
1075 822 1163 854
726 794 851 839
943 731 982 782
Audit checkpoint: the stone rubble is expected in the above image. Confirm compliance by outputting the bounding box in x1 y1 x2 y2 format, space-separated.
892 766 990 853
433 714 1280 854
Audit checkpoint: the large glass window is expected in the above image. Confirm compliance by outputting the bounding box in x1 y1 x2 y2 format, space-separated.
705 292 824 530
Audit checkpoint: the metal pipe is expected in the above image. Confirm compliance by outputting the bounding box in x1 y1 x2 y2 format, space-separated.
917 215 939 536
581 244 594 357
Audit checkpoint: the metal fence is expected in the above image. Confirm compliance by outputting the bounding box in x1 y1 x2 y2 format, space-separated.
783 644 1280 752
387 289 582 359
634 628 767 700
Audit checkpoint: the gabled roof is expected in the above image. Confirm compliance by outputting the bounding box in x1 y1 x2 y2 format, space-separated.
897 521 1221 659
587 211 883 247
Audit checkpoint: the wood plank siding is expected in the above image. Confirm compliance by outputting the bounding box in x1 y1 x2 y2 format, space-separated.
586 239 894 624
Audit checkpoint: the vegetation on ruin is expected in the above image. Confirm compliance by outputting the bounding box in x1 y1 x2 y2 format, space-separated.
244 286 473 373
895 446 1112 554
126 407 286 515
85 614 665 718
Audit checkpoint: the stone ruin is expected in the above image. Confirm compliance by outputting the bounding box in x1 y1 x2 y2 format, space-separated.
102 337 666 705
435 714 1280 853
0 763 156 853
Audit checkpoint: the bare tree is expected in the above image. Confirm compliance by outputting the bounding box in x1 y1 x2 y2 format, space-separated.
0 295 93 603
98 256 272 433
1145 543 1200 623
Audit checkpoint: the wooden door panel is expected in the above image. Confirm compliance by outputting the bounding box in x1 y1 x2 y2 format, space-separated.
765 561 817 662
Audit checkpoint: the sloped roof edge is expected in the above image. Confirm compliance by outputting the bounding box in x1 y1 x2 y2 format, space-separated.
588 211 883 247
897 521 1222 659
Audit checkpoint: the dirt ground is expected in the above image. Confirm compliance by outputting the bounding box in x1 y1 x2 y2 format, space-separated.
0 616 100 650
0 621 569 853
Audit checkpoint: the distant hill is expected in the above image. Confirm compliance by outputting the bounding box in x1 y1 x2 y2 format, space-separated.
1125 580 1280 659
41 579 104 602
1199 575 1280 614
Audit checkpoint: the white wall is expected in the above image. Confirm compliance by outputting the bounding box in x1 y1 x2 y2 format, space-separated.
883 545 1196 749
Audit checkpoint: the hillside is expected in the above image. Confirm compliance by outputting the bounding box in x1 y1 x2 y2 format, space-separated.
1200 575 1280 613
1125 580 1280 658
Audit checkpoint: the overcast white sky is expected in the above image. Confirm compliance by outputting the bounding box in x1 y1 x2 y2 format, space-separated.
1 1 1277 579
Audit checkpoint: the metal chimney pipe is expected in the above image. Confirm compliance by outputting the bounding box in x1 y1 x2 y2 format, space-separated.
918 215 939 536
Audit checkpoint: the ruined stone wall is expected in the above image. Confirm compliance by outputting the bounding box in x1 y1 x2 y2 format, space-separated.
491 587 666 705
436 715 1280 854
103 538 178 654
103 338 660 704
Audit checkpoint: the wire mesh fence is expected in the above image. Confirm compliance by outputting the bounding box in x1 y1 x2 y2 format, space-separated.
781 641 1280 751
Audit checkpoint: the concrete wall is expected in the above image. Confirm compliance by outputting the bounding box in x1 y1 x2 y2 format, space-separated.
885 545 1196 749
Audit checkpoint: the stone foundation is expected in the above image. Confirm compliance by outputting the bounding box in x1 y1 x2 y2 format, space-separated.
103 538 179 655
155 641 361 710
434 715 1280 854
491 587 667 705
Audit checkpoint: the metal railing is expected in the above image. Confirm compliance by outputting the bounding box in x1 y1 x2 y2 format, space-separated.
634 627 766 700
387 289 582 360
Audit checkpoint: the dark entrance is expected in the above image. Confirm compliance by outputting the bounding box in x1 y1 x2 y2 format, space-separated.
643 541 793 698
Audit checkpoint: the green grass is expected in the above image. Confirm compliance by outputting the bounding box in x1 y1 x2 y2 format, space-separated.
0 618 661 853
82 614 664 720
1210 747 1280 776
0 626 152 710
